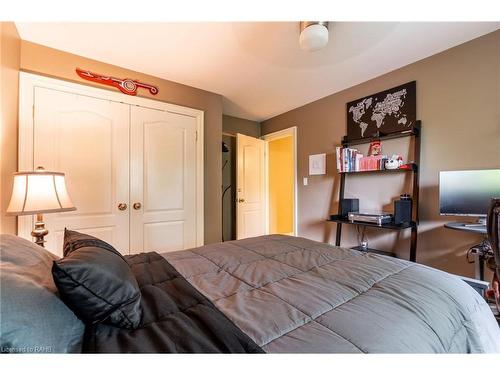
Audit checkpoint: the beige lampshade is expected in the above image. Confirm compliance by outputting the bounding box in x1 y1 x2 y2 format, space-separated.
7 169 76 216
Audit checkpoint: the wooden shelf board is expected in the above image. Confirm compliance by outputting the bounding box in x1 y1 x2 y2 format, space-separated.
339 163 417 175
341 120 421 146
327 215 416 230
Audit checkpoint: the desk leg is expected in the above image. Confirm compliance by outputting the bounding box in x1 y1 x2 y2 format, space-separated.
474 251 485 281
335 223 342 246
410 224 417 262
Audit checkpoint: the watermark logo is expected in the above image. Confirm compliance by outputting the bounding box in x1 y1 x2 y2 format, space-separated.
1 345 53 353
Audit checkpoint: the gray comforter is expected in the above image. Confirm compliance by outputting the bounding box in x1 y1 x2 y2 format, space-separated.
162 235 500 353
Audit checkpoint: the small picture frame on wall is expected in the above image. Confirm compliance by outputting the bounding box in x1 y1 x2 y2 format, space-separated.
309 153 326 175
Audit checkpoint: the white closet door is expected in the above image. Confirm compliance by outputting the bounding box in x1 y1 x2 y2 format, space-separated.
33 87 130 255
130 106 198 253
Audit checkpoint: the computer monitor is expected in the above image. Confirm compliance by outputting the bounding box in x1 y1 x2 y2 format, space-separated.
439 169 500 223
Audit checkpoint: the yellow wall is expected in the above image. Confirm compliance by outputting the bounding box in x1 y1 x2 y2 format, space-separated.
268 136 293 234
0 22 21 234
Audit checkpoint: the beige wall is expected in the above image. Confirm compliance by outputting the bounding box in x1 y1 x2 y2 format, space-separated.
2 38 223 244
262 30 500 278
268 136 294 234
222 114 261 138
0 22 21 234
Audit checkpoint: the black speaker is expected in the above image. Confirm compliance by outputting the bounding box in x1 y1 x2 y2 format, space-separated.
394 196 412 224
340 198 359 218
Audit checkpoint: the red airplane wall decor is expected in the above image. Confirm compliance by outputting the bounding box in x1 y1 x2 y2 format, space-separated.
76 68 159 96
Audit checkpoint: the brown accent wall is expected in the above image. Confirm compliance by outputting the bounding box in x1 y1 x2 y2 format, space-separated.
0 22 21 235
262 30 500 277
222 115 261 138
3 39 223 244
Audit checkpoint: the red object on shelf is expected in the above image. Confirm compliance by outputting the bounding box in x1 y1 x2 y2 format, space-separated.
360 155 384 171
75 68 159 96
399 163 414 170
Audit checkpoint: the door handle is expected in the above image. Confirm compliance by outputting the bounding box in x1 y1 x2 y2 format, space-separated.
133 202 142 210
237 198 245 203
118 203 128 211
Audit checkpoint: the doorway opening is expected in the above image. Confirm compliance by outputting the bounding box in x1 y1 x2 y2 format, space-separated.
267 136 294 235
221 126 297 241
263 127 297 237
221 134 236 242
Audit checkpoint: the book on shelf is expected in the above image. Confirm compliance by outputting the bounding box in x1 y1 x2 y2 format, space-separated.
336 146 388 173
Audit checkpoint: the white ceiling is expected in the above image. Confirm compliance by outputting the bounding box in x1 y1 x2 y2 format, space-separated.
16 22 500 121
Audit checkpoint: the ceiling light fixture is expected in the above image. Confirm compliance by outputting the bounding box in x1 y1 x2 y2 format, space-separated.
299 21 329 52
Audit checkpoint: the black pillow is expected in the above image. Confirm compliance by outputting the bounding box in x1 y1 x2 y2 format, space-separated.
52 229 142 329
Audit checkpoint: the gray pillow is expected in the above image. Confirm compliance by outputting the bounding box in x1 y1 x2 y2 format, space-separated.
0 234 84 353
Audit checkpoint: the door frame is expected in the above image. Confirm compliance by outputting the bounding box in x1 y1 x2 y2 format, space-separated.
262 126 298 236
17 72 204 246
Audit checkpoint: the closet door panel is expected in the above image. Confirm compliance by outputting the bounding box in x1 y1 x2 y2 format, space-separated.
130 106 197 253
144 124 185 211
54 110 113 214
143 221 184 252
33 87 130 256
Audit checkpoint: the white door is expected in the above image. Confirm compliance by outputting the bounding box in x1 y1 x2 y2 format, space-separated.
236 133 267 239
130 106 198 253
32 87 130 255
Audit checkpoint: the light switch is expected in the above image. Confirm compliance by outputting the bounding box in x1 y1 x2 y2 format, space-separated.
303 177 308 186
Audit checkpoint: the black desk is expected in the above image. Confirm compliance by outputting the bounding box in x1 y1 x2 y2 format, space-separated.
444 222 487 280
444 221 486 234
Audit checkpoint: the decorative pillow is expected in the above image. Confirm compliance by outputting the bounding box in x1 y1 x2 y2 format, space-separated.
0 234 84 353
52 230 142 329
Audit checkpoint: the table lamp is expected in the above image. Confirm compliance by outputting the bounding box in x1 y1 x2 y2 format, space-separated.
6 166 76 247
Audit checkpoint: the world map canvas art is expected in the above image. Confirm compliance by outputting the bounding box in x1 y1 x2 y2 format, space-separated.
346 81 416 141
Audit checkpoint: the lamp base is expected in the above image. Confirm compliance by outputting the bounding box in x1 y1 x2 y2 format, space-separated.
31 214 49 247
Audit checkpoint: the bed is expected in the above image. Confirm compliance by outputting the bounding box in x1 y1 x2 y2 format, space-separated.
1 233 499 353
161 234 500 353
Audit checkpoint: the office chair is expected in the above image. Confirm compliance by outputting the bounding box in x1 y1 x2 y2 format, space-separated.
486 198 500 312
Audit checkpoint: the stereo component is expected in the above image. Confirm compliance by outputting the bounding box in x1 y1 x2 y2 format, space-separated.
348 212 393 225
